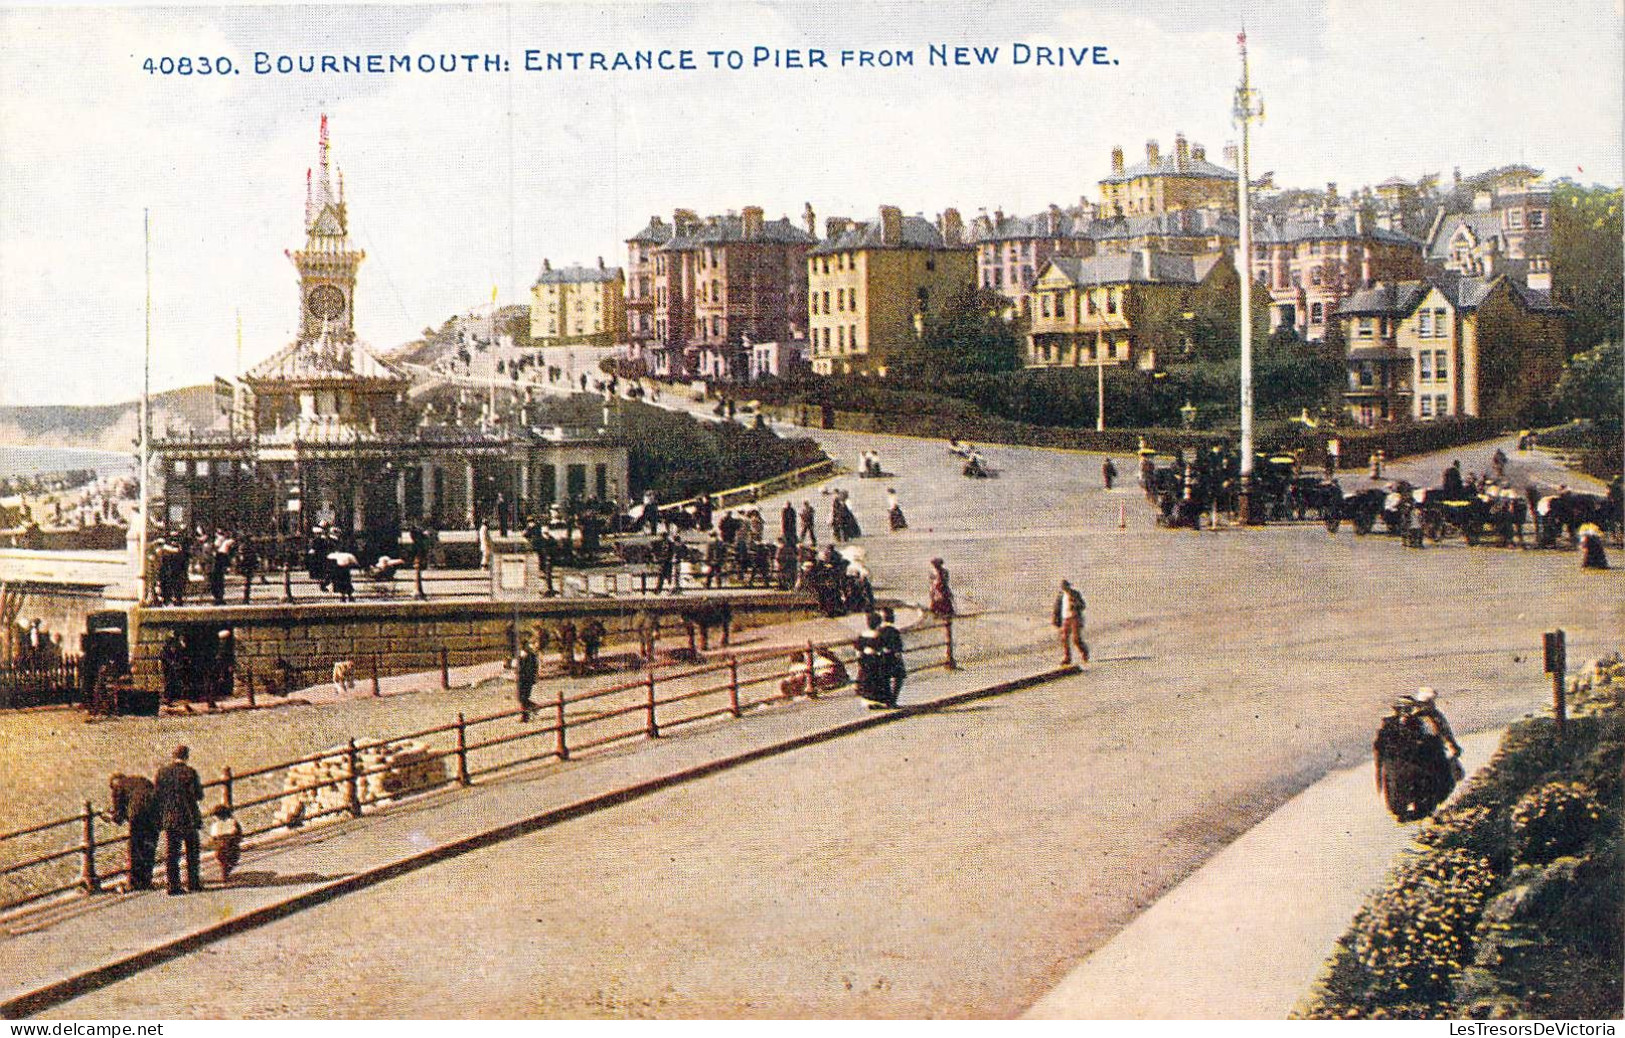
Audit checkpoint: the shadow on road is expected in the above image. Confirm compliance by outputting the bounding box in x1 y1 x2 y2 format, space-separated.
224 870 353 890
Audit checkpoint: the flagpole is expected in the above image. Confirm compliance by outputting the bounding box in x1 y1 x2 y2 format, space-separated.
137 209 152 605
1234 27 1264 523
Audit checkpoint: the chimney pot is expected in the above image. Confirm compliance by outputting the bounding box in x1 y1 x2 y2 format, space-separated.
1174 133 1189 170
1110 146 1125 175
1146 139 1161 167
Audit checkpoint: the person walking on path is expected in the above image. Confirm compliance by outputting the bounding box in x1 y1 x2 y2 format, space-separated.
514 638 539 722
1053 579 1089 665
105 773 159 891
1101 458 1118 491
879 606 905 707
928 557 956 619
154 745 204 895
799 500 817 546
855 611 891 709
781 501 798 543
887 488 908 531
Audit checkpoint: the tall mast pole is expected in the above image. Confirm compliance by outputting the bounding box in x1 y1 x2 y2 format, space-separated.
1234 28 1264 521
137 210 152 604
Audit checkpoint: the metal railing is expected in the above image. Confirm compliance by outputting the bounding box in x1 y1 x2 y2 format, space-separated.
0 619 955 917
0 657 82 709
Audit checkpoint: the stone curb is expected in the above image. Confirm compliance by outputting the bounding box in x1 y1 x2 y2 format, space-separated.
0 663 1076 1020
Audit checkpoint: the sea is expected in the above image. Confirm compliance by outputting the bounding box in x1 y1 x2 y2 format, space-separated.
0 445 136 479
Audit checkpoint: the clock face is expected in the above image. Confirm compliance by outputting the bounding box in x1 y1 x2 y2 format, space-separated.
306 285 346 320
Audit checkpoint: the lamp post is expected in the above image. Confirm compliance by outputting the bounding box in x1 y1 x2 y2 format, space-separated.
1233 27 1265 524
1181 401 1198 430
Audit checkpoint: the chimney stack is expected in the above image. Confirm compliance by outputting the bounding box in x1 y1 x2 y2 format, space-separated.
743 205 764 238
825 216 851 241
1110 146 1124 175
1526 254 1552 292
542 258 551 272
803 202 817 238
940 208 964 247
1146 139 1161 167
1174 133 1189 170
879 205 903 246
1223 142 1239 170
597 255 605 269
1047 203 1062 236
1327 182 1338 202
674 208 699 234
1191 142 1206 162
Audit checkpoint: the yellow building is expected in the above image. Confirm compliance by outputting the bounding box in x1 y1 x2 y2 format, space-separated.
808 206 974 376
529 258 626 348
1026 251 1228 370
1098 135 1236 217
1336 274 1567 425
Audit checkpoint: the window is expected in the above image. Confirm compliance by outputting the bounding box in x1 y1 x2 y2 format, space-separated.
1055 294 1066 319
925 258 936 272
1357 317 1374 339
1359 362 1374 388
1041 295 1051 318
1507 209 1523 229
1310 267 1322 286
1435 393 1449 415
1310 302 1324 324
1418 309 1432 337
1419 352 1433 382
849 323 857 349
1107 291 1118 315
837 326 845 349
993 267 1003 287
1086 292 1096 315
849 288 857 310
1434 349 1448 380
1420 395 1434 418
835 290 843 313
1433 308 1448 337
1527 210 1546 229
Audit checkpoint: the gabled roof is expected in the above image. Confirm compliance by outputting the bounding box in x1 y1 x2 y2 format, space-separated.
1043 251 1222 286
534 264 624 286
626 218 673 245
1100 156 1236 184
1336 281 1431 317
1428 212 1504 258
661 214 816 252
809 214 962 255
1254 215 1421 247
967 207 1090 243
245 334 405 384
1336 271 1570 318
1085 210 1238 242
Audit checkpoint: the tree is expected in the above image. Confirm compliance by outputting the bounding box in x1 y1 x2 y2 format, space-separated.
903 286 1023 377
1552 181 1623 354
1552 340 1623 435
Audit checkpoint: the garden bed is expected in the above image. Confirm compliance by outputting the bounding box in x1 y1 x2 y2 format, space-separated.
1296 656 1623 1019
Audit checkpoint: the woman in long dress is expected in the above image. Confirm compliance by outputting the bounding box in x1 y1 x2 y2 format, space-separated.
855 611 889 707
887 488 907 531
928 557 955 619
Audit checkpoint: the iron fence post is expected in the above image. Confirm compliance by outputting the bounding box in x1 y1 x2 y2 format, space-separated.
455 713 471 785
371 654 381 697
645 669 659 738
282 560 294 603
729 656 741 717
79 800 100 893
805 641 817 698
440 646 451 690
414 565 427 601
221 766 234 811
345 738 362 818
554 686 569 761
944 618 958 670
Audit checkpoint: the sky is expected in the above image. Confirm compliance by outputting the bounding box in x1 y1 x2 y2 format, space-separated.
1 0 1621 406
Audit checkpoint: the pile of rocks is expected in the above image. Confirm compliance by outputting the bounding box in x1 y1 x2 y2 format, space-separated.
275 738 448 828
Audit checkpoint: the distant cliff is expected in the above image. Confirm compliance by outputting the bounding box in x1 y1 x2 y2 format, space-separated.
0 385 218 451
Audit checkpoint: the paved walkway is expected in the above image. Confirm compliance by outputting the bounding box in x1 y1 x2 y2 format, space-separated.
1024 727 1503 1019
1 652 1068 1019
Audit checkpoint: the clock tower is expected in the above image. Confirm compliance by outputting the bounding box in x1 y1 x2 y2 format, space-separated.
288 114 365 346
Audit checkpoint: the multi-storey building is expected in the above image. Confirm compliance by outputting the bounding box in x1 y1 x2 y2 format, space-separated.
642 207 814 379
807 206 974 376
1025 251 1229 370
623 217 671 360
1335 273 1567 426
1426 174 1553 291
529 258 625 349
1250 212 1425 341
1098 135 1237 217
968 203 1094 321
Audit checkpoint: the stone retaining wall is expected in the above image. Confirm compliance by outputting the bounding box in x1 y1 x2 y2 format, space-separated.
129 593 821 696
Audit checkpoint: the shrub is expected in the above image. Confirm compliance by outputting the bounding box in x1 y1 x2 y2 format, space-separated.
1510 782 1605 865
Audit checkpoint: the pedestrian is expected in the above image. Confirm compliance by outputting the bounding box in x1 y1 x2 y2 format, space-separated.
1578 523 1609 570
580 618 605 668
928 557 955 620
478 521 493 570
154 745 204 895
1102 457 1118 490
781 501 798 543
514 638 539 722
855 611 891 709
799 500 817 546
209 629 235 709
1052 579 1089 665
1369 450 1385 481
238 532 259 603
887 488 908 531
327 546 358 601
556 620 578 675
879 606 905 707
105 773 159 891
207 804 243 884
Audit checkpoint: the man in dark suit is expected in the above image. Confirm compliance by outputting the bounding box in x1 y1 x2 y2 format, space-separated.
154 745 204 894
514 639 539 723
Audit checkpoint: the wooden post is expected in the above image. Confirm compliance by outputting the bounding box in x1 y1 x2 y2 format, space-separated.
221 766 234 810
554 686 569 761
944 617 958 670
440 646 451 690
370 654 381 697
345 738 362 818
414 564 427 601
244 664 256 709
79 800 100 893
645 669 659 738
1545 628 1567 740
282 560 294 603
455 713 471 785
728 656 741 717
804 641 817 698
1118 502 1126 529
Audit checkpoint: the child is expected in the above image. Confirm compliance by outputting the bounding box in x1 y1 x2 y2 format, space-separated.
208 804 243 883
